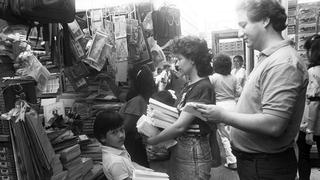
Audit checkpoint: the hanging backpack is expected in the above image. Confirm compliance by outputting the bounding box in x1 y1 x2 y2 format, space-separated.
9 0 75 24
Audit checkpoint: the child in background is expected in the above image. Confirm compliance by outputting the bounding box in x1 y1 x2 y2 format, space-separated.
93 110 152 180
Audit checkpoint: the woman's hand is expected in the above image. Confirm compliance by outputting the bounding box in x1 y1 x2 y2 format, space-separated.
306 133 314 145
147 136 158 145
195 104 225 123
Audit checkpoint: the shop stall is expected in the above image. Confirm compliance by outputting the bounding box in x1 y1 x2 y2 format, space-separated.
0 0 182 179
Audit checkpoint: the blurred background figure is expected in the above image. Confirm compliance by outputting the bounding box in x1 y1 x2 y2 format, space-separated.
297 34 320 180
231 55 246 97
210 53 237 170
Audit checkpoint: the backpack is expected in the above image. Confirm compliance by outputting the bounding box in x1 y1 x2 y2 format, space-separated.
9 0 75 24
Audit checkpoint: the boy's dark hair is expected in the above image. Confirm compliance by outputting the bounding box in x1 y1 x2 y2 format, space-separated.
212 54 232 76
152 90 175 106
172 36 213 77
93 110 124 144
233 55 244 63
304 34 320 68
237 0 287 32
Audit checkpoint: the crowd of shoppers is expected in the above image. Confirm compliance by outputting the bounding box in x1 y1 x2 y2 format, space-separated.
95 0 320 180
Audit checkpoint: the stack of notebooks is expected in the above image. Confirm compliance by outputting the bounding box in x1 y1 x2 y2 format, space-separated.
57 144 83 180
133 169 169 180
147 98 179 129
80 139 102 162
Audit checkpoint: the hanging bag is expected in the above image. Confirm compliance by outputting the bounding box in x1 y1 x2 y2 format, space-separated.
9 0 75 24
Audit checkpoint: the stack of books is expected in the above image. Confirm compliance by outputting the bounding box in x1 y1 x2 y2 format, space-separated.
81 157 94 178
57 144 83 180
80 140 102 162
82 163 104 180
133 169 169 180
147 98 179 129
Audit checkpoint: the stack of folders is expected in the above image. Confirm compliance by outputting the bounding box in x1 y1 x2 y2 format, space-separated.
147 98 179 129
133 169 169 180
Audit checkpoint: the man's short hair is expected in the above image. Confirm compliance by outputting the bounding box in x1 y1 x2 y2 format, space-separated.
237 0 287 32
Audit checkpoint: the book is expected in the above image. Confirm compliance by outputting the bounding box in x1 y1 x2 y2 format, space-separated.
181 102 207 121
58 144 81 164
50 170 68 180
148 98 179 118
137 115 160 137
63 156 81 170
133 169 169 180
81 157 93 176
149 109 177 124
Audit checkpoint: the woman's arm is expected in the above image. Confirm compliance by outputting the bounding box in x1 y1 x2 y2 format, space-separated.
147 111 194 145
132 162 154 171
307 101 320 132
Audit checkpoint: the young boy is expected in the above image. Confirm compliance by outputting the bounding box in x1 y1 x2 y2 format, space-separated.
94 110 152 180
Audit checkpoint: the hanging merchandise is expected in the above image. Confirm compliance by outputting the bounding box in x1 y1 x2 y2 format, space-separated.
104 20 115 46
127 19 139 44
90 9 104 34
83 31 111 71
14 51 51 91
115 60 128 82
64 61 89 91
68 20 85 41
113 15 127 39
152 6 181 46
9 0 75 24
115 37 129 60
87 31 108 62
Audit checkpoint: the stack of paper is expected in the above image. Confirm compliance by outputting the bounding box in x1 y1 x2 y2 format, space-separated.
133 169 169 180
137 115 160 137
147 98 178 129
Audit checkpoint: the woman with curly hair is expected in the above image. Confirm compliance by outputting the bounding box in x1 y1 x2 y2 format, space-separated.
147 36 219 180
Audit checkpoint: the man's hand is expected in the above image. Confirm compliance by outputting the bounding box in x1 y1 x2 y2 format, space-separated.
306 133 314 145
194 104 225 123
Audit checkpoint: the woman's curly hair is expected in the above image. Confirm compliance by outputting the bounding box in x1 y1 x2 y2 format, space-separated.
171 36 213 77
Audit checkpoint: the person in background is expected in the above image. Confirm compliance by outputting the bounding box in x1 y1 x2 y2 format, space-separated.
155 63 172 91
147 36 219 180
195 0 308 179
93 110 152 180
119 65 156 167
297 34 320 180
209 53 238 170
231 55 246 96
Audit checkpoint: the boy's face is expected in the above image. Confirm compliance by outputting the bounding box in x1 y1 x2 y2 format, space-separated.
105 126 126 149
